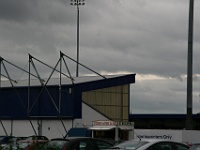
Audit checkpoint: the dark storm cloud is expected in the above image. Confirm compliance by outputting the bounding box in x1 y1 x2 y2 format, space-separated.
0 0 77 64
0 0 76 25
0 0 38 22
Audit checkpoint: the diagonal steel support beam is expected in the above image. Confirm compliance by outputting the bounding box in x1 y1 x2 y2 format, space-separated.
28 59 61 114
60 51 106 79
29 54 74 81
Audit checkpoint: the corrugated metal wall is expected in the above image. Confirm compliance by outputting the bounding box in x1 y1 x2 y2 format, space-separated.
82 84 129 122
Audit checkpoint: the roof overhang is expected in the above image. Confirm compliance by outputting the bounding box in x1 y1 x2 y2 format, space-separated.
88 126 116 130
88 125 134 131
1 74 136 88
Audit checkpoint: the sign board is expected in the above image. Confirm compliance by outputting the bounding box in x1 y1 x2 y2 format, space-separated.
92 120 134 126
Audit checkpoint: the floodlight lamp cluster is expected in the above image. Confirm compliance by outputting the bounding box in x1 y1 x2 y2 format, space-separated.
70 0 85 6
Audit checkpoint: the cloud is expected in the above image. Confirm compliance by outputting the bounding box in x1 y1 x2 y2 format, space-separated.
0 0 200 114
131 74 200 114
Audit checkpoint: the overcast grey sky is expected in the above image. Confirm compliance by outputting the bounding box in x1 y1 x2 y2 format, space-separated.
1 0 200 114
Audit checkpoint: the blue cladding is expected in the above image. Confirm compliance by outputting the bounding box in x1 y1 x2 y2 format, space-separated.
28 86 60 117
0 86 76 119
0 88 28 118
0 74 135 120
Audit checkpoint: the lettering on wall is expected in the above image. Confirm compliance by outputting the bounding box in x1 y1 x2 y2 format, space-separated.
138 134 173 140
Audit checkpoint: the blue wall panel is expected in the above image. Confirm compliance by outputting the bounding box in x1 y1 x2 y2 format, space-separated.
0 88 28 118
0 86 79 119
